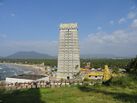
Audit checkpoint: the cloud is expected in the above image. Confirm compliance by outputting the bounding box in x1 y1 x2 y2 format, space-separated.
118 18 126 24
127 11 137 19
0 34 7 39
97 26 102 30
131 19 137 29
11 13 15 17
130 5 137 10
81 21 137 57
0 2 3 6
109 20 114 25
0 40 58 56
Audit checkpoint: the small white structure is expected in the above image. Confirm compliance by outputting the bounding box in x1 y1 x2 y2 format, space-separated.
6 74 49 83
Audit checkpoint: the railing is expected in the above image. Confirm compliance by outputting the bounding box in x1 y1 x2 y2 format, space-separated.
0 80 85 90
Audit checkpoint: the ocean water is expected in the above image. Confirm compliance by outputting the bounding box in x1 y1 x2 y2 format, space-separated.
0 64 37 80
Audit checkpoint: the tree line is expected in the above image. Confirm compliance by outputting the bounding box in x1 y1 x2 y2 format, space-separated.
0 58 130 68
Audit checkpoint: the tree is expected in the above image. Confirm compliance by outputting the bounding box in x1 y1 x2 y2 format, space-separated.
126 56 137 74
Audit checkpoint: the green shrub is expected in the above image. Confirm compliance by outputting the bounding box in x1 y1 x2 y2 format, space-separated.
83 78 91 82
109 75 137 88
102 77 112 86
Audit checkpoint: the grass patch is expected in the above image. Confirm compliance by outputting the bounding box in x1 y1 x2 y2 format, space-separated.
0 85 137 103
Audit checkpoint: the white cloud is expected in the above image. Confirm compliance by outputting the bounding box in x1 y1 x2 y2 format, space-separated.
0 2 3 6
0 34 7 39
118 18 126 24
97 26 102 30
131 19 137 29
81 22 137 57
130 6 137 10
11 13 15 17
109 20 114 25
0 40 58 56
127 11 137 19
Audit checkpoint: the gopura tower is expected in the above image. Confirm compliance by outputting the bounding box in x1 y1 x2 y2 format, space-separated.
57 23 80 79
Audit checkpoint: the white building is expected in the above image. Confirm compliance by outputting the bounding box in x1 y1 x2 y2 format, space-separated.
57 23 80 79
5 74 49 83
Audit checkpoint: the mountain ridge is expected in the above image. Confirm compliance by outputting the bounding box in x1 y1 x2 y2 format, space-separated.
6 51 55 59
0 52 133 59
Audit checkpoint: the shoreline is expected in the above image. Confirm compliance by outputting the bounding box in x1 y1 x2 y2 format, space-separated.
0 63 46 75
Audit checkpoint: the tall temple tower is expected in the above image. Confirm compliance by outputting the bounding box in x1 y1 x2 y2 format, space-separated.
57 23 80 79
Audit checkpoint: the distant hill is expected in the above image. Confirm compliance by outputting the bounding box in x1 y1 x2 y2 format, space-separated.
6 51 55 59
0 56 4 59
80 54 117 59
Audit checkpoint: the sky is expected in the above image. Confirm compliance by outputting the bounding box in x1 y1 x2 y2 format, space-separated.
0 0 137 57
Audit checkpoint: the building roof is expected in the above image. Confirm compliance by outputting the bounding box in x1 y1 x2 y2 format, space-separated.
60 23 77 29
10 74 46 80
88 71 103 76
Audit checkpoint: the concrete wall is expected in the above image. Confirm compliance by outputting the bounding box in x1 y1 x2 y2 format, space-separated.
6 78 34 83
6 77 49 83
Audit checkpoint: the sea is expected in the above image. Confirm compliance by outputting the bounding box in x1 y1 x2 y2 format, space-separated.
0 63 38 80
